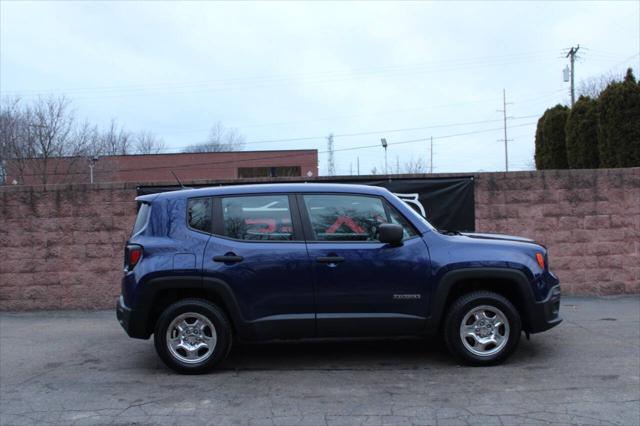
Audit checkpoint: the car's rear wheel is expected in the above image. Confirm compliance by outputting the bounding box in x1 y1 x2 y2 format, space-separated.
443 291 521 366
154 299 232 374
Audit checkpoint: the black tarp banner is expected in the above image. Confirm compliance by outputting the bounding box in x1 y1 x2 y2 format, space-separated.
137 176 475 231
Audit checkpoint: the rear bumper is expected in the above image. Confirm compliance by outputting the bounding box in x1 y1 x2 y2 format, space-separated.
527 284 562 333
116 295 151 339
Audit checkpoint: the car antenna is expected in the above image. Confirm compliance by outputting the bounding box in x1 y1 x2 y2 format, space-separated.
170 170 187 189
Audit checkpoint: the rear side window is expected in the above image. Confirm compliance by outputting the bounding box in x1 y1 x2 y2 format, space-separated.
131 202 151 236
188 198 213 233
221 195 294 241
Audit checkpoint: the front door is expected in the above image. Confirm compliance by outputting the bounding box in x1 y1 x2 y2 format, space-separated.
202 193 314 340
299 193 431 337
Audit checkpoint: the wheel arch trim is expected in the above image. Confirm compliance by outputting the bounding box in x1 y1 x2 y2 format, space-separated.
136 275 246 338
426 267 535 332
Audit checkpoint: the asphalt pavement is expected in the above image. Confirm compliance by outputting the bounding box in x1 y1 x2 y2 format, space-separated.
1 296 639 426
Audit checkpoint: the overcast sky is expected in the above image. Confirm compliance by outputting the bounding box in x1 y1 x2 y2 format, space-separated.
1 1 639 175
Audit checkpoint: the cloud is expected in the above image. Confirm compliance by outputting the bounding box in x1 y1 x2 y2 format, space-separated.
1 1 637 174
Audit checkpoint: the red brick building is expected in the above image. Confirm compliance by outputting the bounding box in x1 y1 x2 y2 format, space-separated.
4 150 318 185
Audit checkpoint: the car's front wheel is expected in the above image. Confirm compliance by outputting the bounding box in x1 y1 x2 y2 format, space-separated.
154 299 232 374
443 291 521 366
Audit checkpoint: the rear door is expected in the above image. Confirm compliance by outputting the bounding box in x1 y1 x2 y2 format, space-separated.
202 193 315 340
299 193 431 337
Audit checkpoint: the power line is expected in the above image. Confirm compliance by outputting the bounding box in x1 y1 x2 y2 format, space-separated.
4 51 557 97
154 115 540 152
128 88 564 136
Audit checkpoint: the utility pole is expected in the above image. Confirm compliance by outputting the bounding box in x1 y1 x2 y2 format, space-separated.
566 45 580 106
357 156 360 175
429 136 433 173
395 155 399 174
327 134 335 176
497 89 513 172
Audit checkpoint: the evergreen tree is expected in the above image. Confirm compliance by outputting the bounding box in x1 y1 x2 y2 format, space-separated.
535 105 570 169
598 68 640 167
534 115 546 169
566 96 599 169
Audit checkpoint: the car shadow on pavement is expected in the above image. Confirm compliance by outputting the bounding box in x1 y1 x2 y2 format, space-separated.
219 338 452 371
128 332 557 374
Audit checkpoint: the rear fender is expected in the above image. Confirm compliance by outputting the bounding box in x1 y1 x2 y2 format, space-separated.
136 275 245 338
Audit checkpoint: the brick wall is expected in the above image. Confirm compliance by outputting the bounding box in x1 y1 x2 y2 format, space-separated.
6 150 319 185
1 168 638 310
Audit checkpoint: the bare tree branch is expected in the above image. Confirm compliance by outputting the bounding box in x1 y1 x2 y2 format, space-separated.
578 71 624 98
135 131 166 154
100 118 132 156
402 157 428 174
183 121 245 152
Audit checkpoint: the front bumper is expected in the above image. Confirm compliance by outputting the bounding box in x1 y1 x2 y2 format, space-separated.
116 295 151 339
527 284 562 333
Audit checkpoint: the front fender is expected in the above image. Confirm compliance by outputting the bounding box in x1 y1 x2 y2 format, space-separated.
425 267 536 333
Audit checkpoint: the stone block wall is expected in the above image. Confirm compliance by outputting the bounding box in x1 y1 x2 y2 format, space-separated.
0 183 138 310
475 168 639 295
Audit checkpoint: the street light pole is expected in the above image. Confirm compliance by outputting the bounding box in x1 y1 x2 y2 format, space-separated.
88 156 99 184
381 138 388 175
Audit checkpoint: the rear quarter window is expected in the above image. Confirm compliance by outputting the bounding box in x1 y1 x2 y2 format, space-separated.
131 202 151 236
188 197 213 233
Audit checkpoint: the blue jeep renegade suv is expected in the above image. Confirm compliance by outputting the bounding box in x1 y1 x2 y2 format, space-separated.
117 183 561 373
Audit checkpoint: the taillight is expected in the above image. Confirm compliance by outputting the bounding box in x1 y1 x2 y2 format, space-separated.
535 252 545 269
126 245 143 270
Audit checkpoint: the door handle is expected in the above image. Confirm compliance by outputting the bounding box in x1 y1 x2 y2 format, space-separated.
316 256 344 264
213 253 244 263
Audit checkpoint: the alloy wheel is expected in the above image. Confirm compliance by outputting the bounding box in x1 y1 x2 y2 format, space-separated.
459 305 510 357
166 312 217 364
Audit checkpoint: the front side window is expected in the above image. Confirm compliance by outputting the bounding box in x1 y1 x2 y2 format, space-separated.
188 197 213 233
303 194 417 242
303 194 389 241
388 207 418 240
221 195 294 241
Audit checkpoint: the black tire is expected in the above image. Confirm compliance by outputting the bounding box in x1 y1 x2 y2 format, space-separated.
443 291 521 366
154 298 232 374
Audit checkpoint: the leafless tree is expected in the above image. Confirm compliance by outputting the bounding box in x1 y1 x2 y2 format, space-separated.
578 71 623 98
0 98 27 183
75 120 101 156
402 157 428 174
100 118 132 155
184 121 245 152
1 96 90 184
135 131 166 154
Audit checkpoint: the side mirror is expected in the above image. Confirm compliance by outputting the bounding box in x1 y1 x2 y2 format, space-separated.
378 223 403 246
